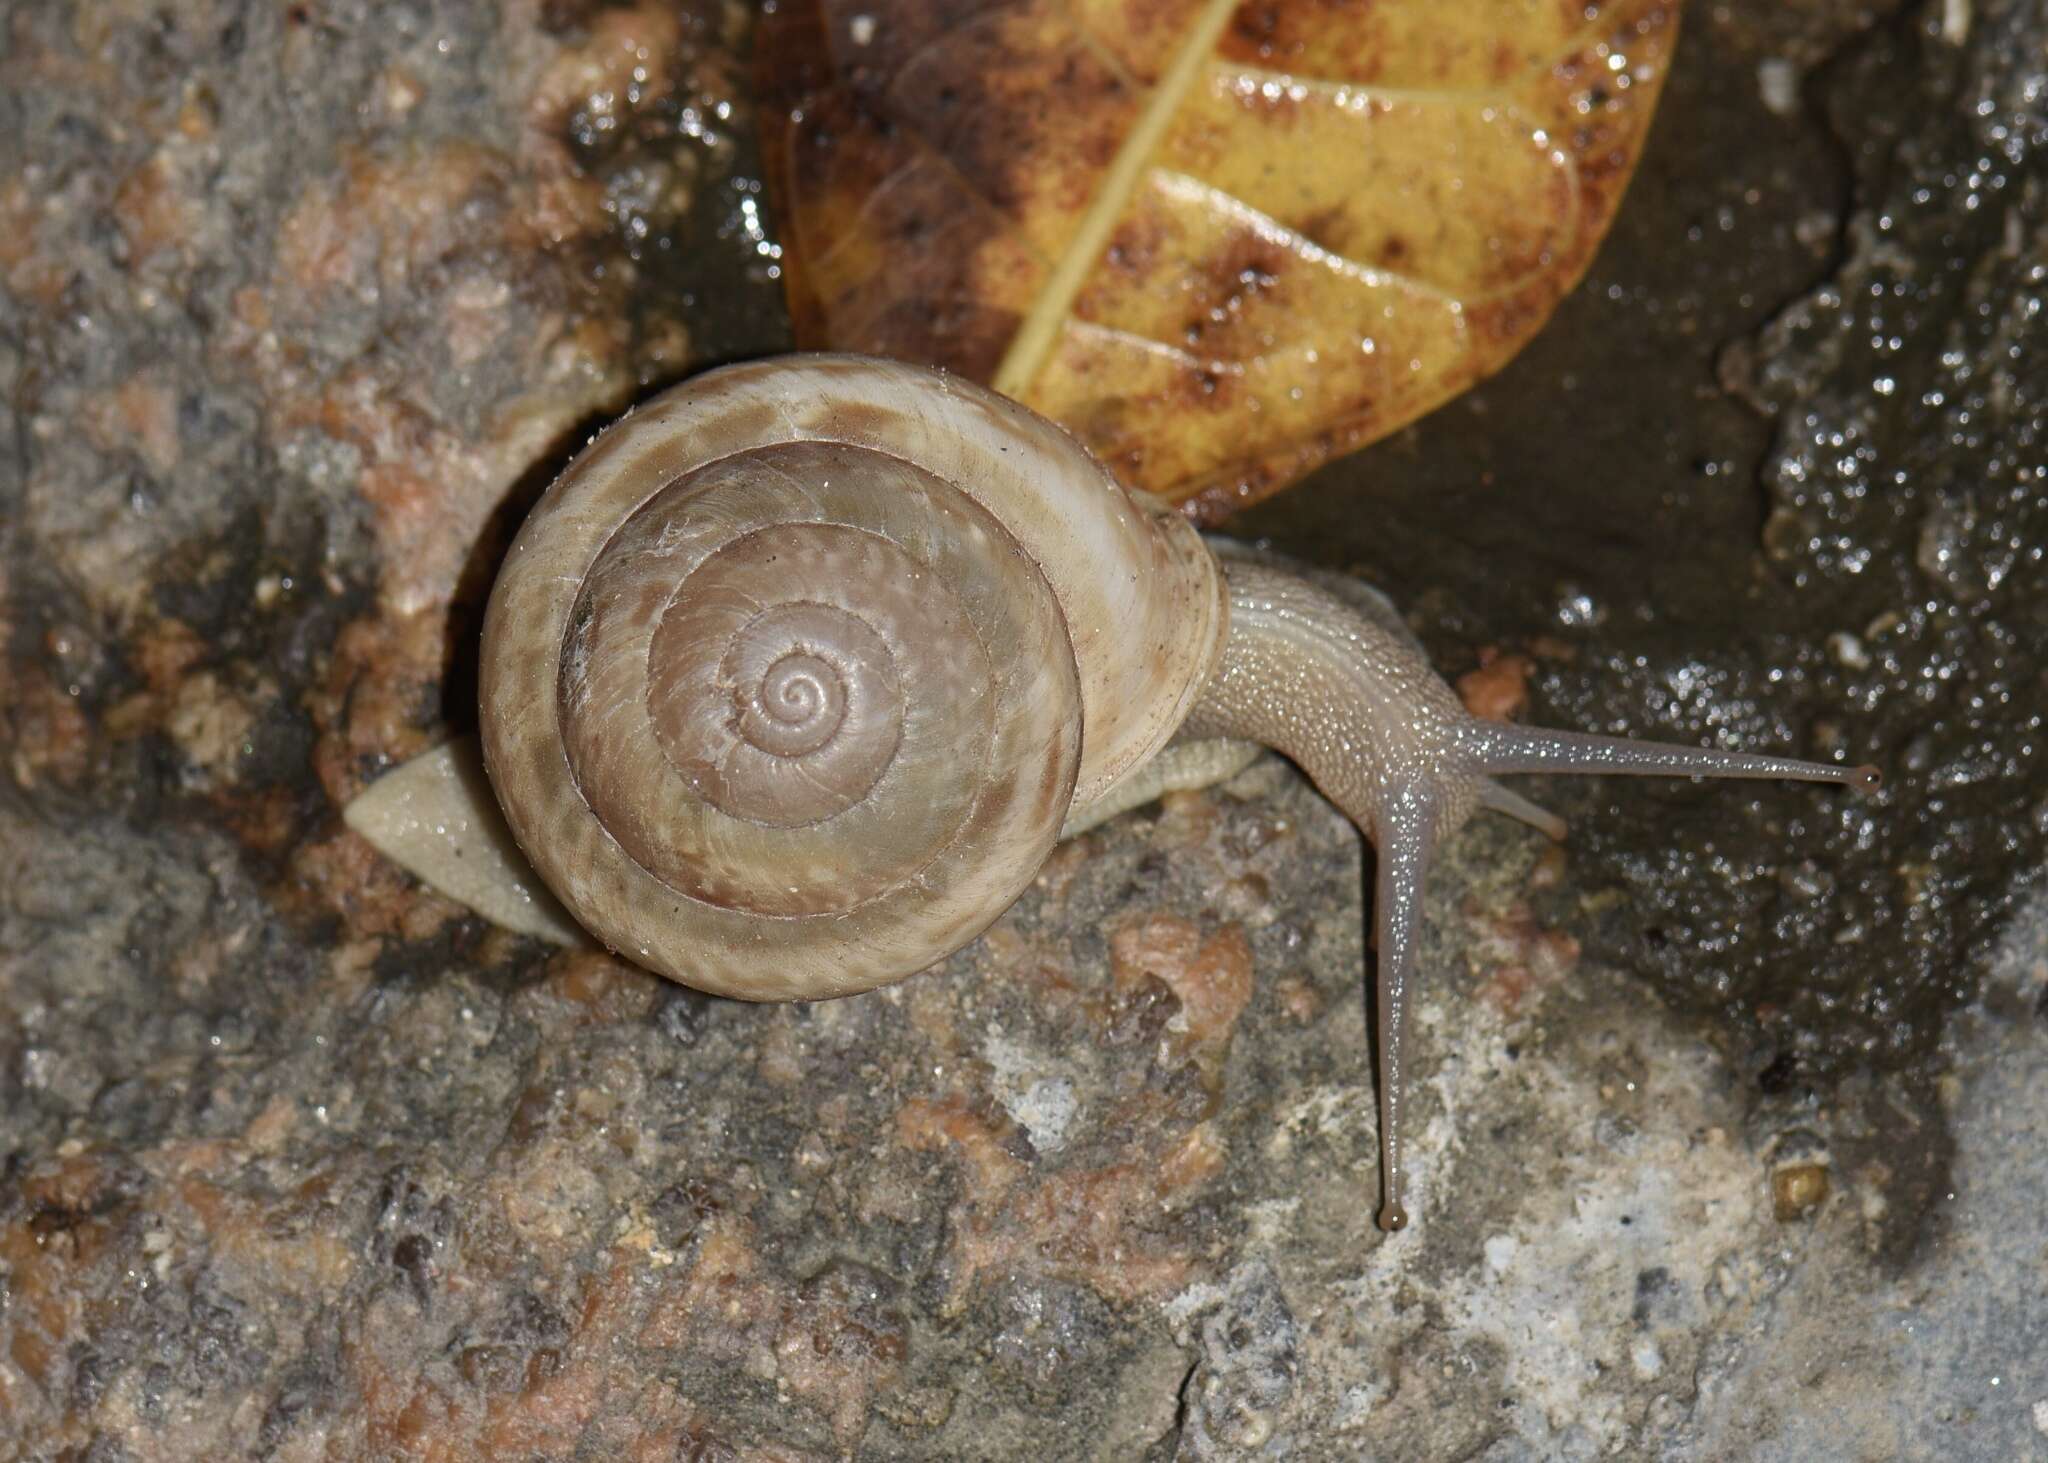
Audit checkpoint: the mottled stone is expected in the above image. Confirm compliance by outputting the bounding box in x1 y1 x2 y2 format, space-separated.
5 1 2047 1460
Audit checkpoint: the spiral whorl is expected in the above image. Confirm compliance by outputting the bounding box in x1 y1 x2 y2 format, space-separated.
479 356 1225 999
554 437 1054 926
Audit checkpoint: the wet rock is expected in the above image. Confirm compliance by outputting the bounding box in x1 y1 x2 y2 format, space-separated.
1167 1262 1301 1458
5 0 2048 1458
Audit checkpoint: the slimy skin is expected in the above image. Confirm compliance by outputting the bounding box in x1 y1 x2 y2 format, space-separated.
1182 557 1880 1231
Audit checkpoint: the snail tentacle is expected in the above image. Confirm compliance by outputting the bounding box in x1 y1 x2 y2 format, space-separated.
1183 554 1877 1232
1475 780 1568 841
1180 557 1478 1232
1464 721 1882 793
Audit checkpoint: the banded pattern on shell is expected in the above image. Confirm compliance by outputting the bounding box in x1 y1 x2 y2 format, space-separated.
479 356 1227 998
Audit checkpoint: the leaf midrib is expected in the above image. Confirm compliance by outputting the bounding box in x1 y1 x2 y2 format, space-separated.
987 2 1623 398
990 0 1245 397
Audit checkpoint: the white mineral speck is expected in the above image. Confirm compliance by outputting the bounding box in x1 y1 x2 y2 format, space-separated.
1012 1077 1078 1152
982 1031 1078 1152
1757 58 1799 117
1827 631 1871 670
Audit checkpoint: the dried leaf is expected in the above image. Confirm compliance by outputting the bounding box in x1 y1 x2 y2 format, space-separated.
760 0 1681 519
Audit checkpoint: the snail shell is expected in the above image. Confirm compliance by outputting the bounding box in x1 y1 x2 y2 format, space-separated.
478 355 1226 1000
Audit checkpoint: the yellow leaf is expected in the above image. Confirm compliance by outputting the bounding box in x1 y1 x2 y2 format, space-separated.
760 0 1681 519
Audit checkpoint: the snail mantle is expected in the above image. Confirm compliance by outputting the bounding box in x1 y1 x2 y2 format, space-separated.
345 353 1880 1231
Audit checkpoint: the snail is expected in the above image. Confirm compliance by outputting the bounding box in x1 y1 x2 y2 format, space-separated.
348 353 1879 1232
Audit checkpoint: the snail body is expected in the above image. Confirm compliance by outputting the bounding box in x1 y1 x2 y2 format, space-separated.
380 354 1881 1231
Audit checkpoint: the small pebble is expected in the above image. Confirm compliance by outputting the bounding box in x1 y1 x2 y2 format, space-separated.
1771 1163 1829 1221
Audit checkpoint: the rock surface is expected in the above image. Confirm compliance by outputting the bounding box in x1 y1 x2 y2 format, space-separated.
3 1 2045 1459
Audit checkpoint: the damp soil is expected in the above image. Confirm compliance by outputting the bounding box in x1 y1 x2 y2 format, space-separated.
1236 1 2048 1143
